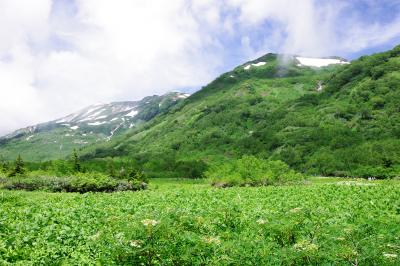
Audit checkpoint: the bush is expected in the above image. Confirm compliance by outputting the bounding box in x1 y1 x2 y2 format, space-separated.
175 160 208 179
206 155 304 187
351 165 399 179
1 176 68 192
1 172 147 193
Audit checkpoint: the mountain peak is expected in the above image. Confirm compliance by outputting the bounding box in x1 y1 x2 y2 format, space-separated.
0 91 189 161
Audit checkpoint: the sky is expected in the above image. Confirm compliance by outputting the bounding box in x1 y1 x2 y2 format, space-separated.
0 0 400 136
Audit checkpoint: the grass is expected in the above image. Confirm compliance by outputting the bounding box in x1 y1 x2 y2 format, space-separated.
148 178 208 190
1 178 399 265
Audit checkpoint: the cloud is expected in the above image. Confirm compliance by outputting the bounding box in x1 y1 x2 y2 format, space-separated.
226 0 400 57
0 0 399 135
0 0 227 135
0 0 52 135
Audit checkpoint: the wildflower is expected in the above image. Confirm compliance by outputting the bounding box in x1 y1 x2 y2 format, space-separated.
115 232 124 239
344 228 353 233
141 219 159 227
290 207 303 213
335 237 346 241
129 240 142 248
196 216 205 224
89 231 101 240
203 236 221 245
115 232 125 244
383 253 398 259
294 240 318 252
256 219 266 225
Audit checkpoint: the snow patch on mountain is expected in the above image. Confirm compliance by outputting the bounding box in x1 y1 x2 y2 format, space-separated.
70 126 79 130
244 61 266 70
177 93 190 99
296 57 349 67
107 122 124 141
88 121 106 126
94 115 107 120
124 110 138 117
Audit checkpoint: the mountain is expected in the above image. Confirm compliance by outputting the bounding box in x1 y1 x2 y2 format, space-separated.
3 45 399 179
79 46 400 178
0 92 189 161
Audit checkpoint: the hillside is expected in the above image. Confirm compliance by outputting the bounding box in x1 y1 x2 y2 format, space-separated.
0 92 189 161
81 47 400 177
83 50 400 177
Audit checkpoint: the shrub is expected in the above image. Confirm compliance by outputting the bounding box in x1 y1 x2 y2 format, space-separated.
175 160 208 179
2 176 68 191
351 166 398 179
67 173 117 193
1 172 147 193
207 155 304 187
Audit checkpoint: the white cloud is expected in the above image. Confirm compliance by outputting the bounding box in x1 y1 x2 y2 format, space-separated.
227 0 400 57
0 0 399 136
0 0 52 135
0 0 225 135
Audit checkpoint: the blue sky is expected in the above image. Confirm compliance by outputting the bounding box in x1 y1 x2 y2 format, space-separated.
0 0 400 135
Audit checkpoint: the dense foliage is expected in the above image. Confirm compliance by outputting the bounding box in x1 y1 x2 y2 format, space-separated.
1 180 399 264
1 172 147 193
79 46 400 179
0 154 148 193
207 155 304 187
7 154 25 177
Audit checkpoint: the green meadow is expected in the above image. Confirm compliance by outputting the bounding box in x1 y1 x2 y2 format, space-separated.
1 178 399 265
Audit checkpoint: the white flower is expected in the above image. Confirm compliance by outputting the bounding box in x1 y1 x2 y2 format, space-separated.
89 231 101 240
115 232 124 239
294 240 318 252
141 219 159 227
203 236 221 245
129 240 142 248
290 207 303 213
256 219 266 225
383 253 398 259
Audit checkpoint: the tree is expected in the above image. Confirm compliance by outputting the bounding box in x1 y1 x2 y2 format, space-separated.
0 156 9 174
72 149 81 172
8 154 26 177
107 161 116 178
1 161 9 173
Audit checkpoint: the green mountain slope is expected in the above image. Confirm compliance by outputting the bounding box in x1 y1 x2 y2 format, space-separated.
0 92 189 161
78 49 398 177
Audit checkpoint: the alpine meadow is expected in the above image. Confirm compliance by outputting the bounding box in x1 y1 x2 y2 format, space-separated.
0 1 400 265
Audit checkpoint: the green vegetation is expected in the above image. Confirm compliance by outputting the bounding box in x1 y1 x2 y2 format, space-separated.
2 47 400 179
207 155 304 187
0 47 399 264
7 154 25 177
1 172 147 193
1 180 399 264
0 153 148 193
75 46 400 179
72 149 81 173
0 93 187 161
